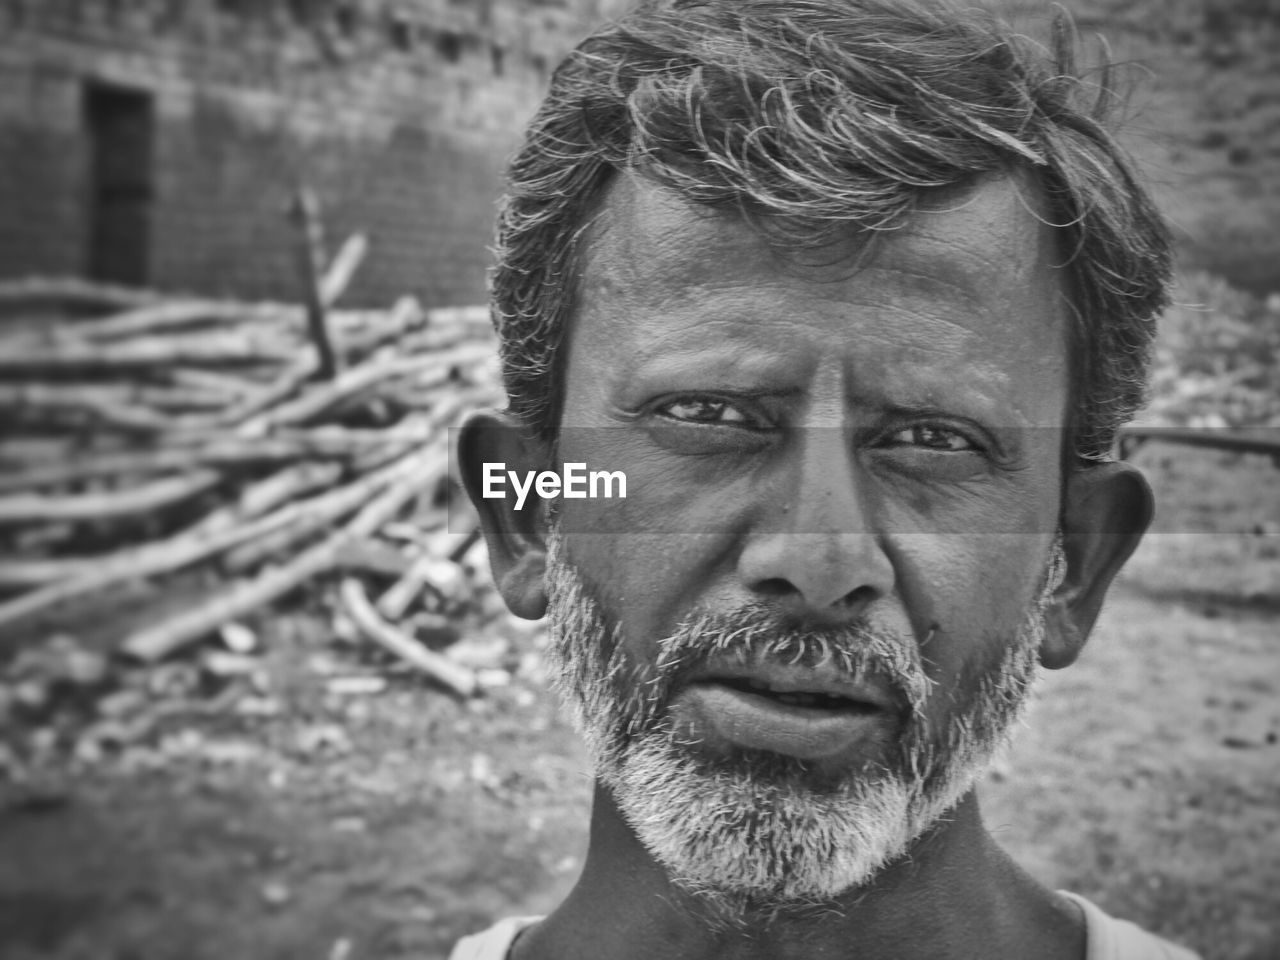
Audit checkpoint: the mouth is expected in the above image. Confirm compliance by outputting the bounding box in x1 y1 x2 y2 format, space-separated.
670 663 899 762
708 675 883 713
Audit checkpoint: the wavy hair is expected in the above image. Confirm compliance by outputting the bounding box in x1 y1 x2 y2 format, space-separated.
489 0 1172 462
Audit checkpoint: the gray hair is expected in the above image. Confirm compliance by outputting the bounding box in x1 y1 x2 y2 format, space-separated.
490 0 1172 462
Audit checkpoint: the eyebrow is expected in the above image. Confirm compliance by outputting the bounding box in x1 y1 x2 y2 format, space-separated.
619 350 1026 427
617 344 805 393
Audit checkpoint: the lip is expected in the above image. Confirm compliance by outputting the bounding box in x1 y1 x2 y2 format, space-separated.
684 660 899 712
670 661 901 762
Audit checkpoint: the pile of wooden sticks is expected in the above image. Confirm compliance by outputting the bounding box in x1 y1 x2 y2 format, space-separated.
0 268 501 692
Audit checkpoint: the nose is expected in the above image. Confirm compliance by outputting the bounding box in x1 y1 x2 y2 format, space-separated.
736 433 894 616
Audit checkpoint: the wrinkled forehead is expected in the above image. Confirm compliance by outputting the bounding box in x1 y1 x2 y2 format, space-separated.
574 167 1068 327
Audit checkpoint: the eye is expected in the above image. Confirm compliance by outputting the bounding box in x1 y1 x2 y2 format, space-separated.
882 424 981 453
646 394 774 456
868 422 992 484
655 395 755 426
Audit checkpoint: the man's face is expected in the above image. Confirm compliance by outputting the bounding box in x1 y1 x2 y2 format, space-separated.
540 172 1073 909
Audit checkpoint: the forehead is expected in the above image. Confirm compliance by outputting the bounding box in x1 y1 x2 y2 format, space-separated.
564 170 1071 428
578 170 1062 311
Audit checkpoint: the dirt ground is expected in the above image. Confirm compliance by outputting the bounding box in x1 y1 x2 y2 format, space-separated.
1 447 1276 960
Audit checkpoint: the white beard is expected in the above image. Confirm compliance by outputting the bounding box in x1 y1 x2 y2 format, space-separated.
541 528 1053 921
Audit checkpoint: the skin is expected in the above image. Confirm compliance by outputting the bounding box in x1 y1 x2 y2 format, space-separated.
461 171 1153 959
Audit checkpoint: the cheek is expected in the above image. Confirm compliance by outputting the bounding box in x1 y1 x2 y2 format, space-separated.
892 533 1049 680
900 453 1060 667
556 531 727 656
556 424 766 538
552 431 747 631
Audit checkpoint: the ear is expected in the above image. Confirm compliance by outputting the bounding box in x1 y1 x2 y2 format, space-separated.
1040 460 1153 669
457 411 552 620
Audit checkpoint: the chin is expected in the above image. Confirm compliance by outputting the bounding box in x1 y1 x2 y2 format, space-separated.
600 713 1003 923
609 731 919 902
541 527 1047 920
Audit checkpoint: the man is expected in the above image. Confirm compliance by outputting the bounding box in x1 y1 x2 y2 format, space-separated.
454 1 1200 957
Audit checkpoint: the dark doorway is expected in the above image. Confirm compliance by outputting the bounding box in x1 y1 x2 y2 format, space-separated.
84 82 154 286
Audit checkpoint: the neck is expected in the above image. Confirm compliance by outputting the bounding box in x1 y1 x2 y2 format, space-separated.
515 781 1083 960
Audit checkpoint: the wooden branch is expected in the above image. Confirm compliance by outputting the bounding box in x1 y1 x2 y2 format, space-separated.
0 432 431 590
0 268 500 658
216 519 318 575
398 320 495 356
340 577 477 697
0 428 425 495
422 305 491 334
319 233 368 307
375 554 432 620
0 381 234 414
249 345 489 432
75 300 294 342
333 539 414 579
120 439 447 661
0 489 310 631
290 187 340 380
162 368 255 399
346 389 487 475
6 395 173 433
0 470 221 526
0 276 160 311
219 428 441 574
204 303 435 429
384 382 503 414
448 524 483 563
213 354 314 429
0 436 80 466
333 296 424 364
376 554 466 621
0 337 290 376
0 555 94 589
192 461 344 536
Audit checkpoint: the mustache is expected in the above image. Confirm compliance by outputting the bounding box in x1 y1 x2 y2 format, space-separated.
638 604 931 716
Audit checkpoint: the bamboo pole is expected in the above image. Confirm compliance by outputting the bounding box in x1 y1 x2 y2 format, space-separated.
192 460 344 536
211 354 314 429
318 233 368 308
290 187 340 380
75 300 292 342
0 495 302 630
219 416 439 573
0 427 427 495
0 439 441 630
0 381 234 414
0 470 222 526
0 276 160 312
0 338 290 376
162 368 255 398
341 577 477 697
247 344 489 432
120 439 447 661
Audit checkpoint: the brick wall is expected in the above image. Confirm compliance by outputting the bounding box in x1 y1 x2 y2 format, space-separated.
0 0 620 307
0 57 89 281
146 89 511 307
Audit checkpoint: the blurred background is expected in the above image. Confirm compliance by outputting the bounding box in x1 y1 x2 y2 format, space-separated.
0 1 1276 959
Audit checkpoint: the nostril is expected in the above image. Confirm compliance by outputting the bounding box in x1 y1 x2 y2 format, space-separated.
752 577 796 598
832 585 879 611
738 533 894 612
748 579 879 612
